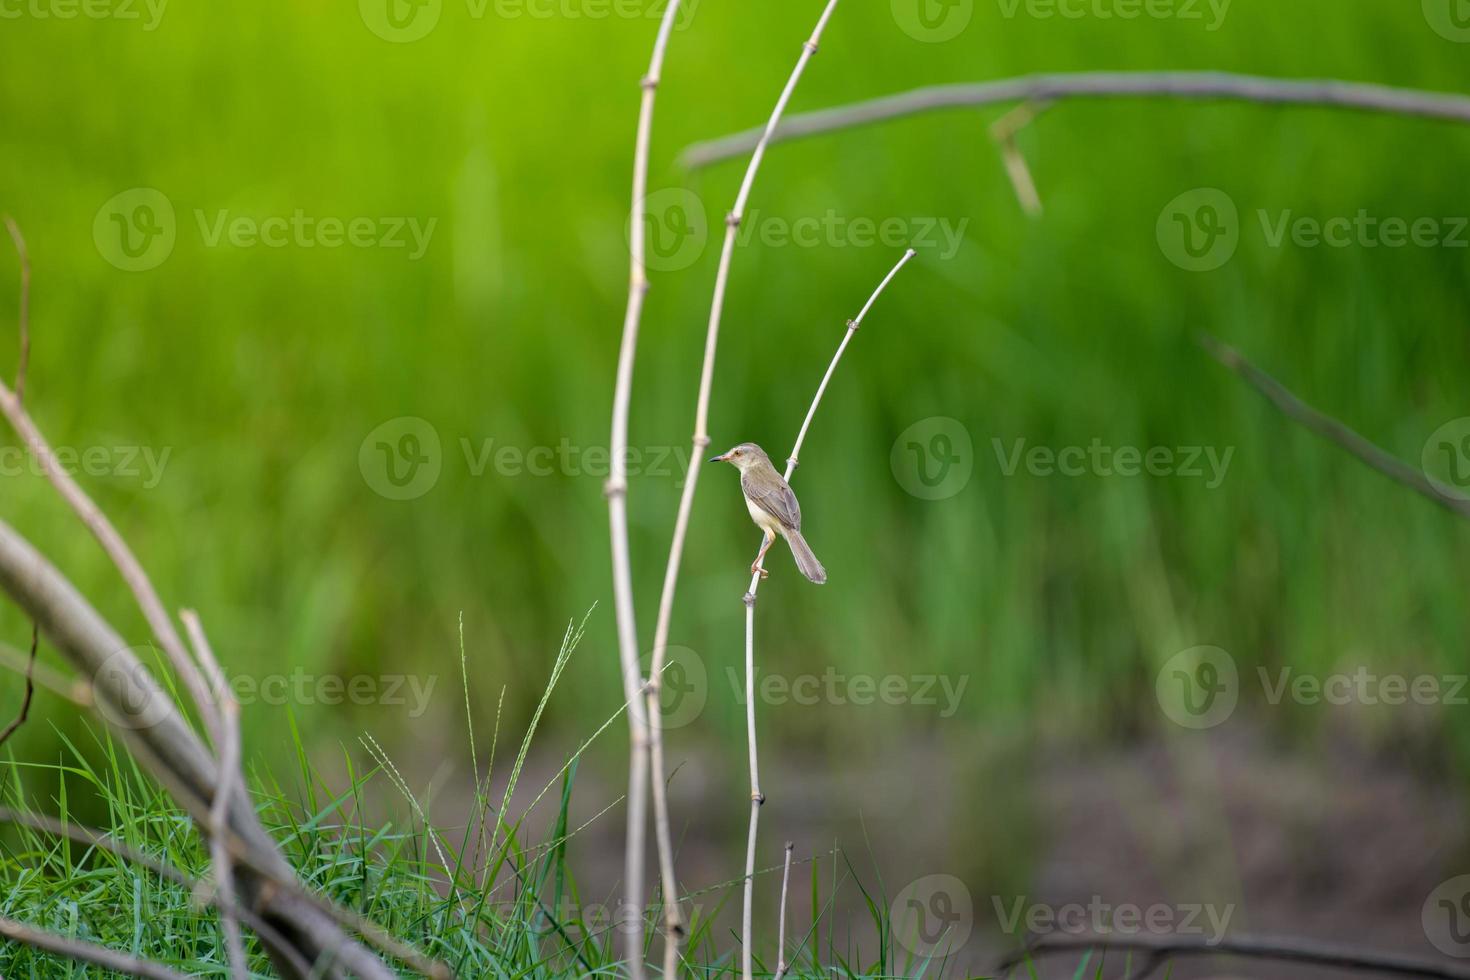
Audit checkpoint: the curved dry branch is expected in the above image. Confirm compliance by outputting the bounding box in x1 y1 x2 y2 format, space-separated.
0 916 196 980
1200 334 1470 522
680 71 1470 170
643 8 843 973
737 249 914 980
995 932 1470 979
605 4 684 978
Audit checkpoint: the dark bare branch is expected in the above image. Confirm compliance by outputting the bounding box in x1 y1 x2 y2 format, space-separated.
0 622 37 748
1200 334 1470 522
996 931 1470 979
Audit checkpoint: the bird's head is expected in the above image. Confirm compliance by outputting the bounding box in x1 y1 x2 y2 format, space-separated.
709 442 771 472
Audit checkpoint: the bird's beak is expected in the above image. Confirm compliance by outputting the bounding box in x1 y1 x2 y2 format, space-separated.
710 451 732 463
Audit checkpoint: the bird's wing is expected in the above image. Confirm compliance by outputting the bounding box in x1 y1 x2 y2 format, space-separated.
742 470 802 531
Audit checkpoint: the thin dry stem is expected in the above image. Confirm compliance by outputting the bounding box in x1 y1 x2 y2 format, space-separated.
0 916 195 980
642 9 843 974
181 609 247 980
680 71 1470 170
0 622 37 748
774 841 795 980
1200 334 1470 522
0 378 220 745
605 3 684 978
739 249 915 980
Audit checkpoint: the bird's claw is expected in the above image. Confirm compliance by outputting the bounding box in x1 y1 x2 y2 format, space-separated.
750 564 769 579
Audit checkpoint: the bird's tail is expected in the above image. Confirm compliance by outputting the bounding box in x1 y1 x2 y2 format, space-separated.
782 528 827 585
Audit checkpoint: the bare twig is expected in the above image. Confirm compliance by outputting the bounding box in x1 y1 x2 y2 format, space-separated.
605 4 684 978
0 622 37 748
644 9 843 974
680 71 1470 170
3 215 30 402
181 610 247 980
773 841 795 980
1200 334 1470 521
738 249 915 980
0 637 87 705
0 915 196 980
0 521 394 979
995 932 1470 979
0 383 220 745
989 101 1049 217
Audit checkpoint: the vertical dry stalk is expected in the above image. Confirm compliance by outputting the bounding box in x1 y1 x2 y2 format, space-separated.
643 3 842 971
739 248 915 980
605 4 684 978
774 841 795 980
181 610 247 980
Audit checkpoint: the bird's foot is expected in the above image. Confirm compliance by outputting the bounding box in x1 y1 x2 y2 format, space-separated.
750 563 769 579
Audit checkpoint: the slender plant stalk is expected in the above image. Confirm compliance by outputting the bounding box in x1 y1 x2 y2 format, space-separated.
604 4 683 978
679 70 1470 170
774 841 794 980
181 610 247 980
738 248 915 980
643 6 842 972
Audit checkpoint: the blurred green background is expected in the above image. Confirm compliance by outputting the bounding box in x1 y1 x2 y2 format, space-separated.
1 0 1469 895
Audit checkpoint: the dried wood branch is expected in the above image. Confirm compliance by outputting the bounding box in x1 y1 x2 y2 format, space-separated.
680 71 1470 170
0 916 196 980
181 609 247 980
738 249 915 980
0 383 220 746
1200 334 1470 522
0 622 37 748
642 8 843 974
995 931 1470 979
773 841 795 980
605 4 684 978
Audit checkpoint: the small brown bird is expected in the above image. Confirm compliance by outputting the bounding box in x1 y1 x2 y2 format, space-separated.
710 442 827 584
